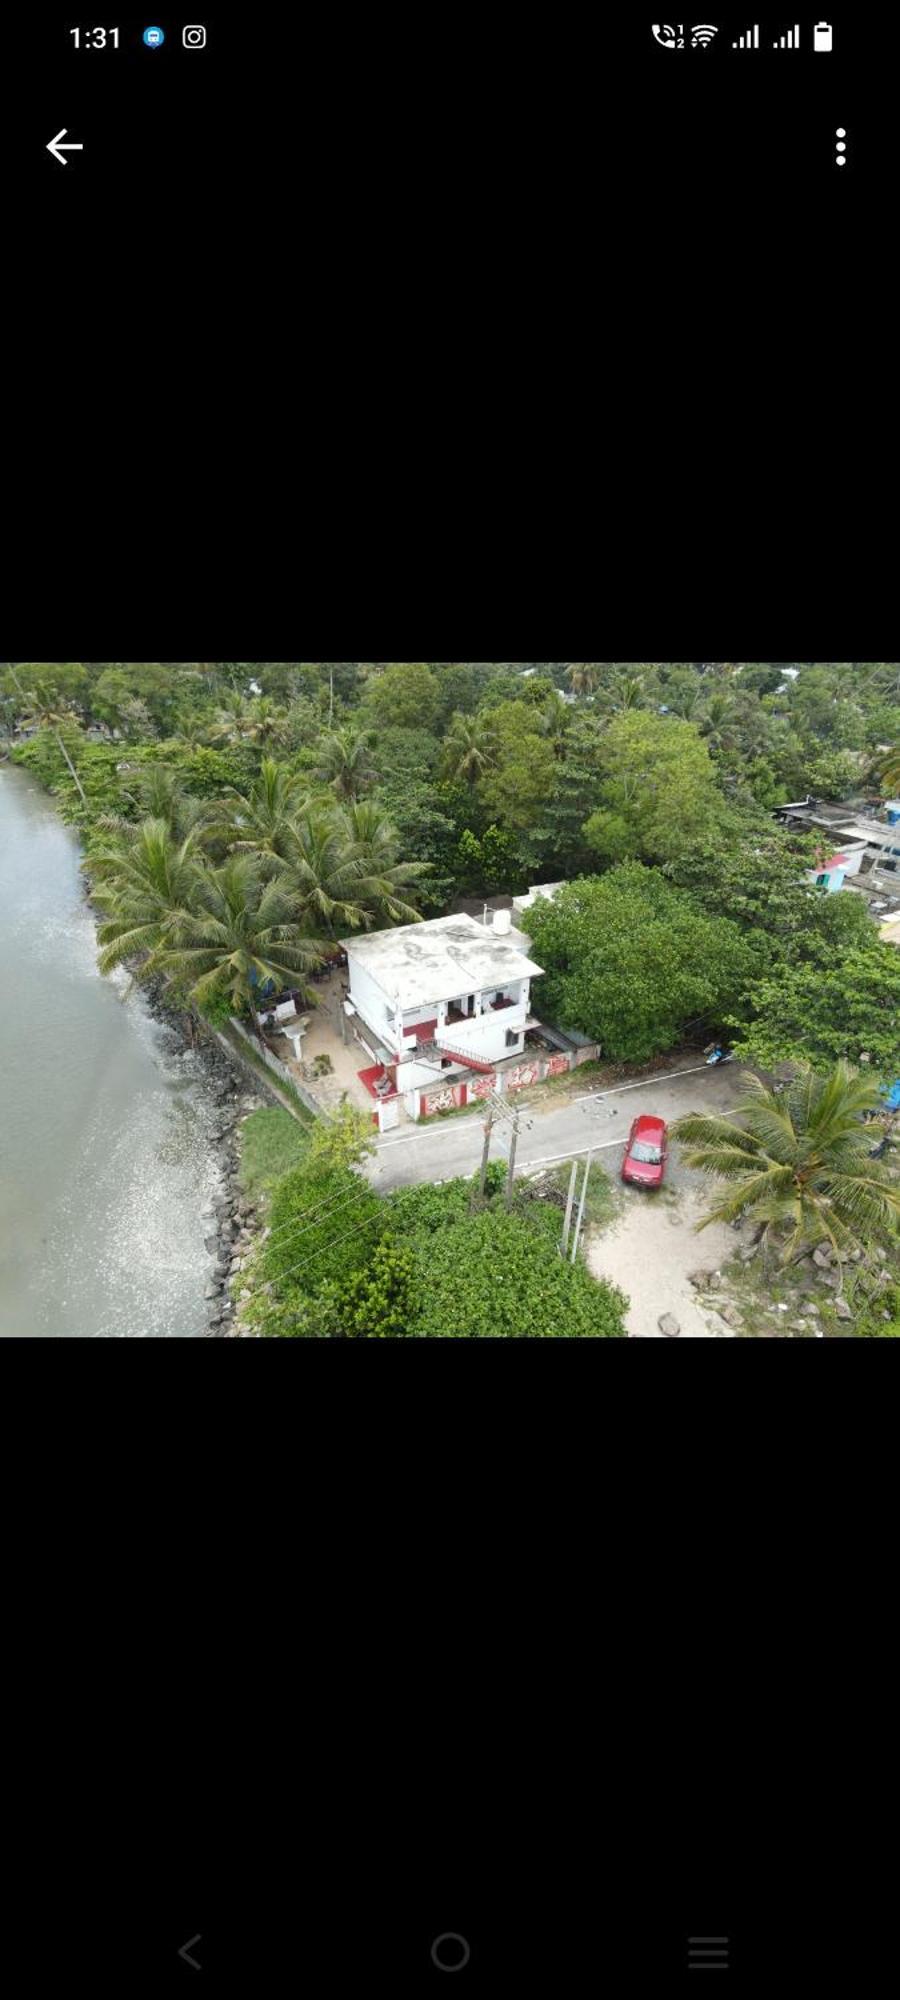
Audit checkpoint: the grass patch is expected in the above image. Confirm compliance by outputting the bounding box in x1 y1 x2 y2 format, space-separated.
239 1108 311 1203
524 1158 622 1234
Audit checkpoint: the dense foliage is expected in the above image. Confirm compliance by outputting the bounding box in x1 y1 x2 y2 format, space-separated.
244 1160 628 1337
4 658 899 1078
525 864 763 1063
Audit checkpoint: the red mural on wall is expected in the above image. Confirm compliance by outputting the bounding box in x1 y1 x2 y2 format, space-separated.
468 1074 497 1100
507 1061 541 1092
421 1081 469 1116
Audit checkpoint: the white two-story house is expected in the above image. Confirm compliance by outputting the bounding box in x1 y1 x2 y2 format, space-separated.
341 912 545 1120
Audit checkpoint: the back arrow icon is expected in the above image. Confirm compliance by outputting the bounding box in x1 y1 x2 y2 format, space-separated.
178 1935 203 1971
47 129 84 165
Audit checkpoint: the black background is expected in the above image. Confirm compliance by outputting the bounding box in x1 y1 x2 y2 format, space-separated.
6 8 888 631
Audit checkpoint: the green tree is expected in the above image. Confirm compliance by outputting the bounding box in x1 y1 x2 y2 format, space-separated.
440 712 497 785
475 700 558 845
245 1159 386 1335
672 1064 900 1276
201 756 309 864
10 668 88 807
159 855 323 1038
525 864 761 1064
306 1098 377 1172
730 938 900 1082
384 1193 628 1338
582 711 724 866
374 774 458 913
92 819 202 971
565 662 601 697
361 661 442 733
320 1237 420 1338
315 723 379 802
337 798 430 925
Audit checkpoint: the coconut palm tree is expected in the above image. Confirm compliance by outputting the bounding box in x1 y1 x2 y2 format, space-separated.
879 744 900 792
91 819 202 972
596 671 646 716
170 705 215 751
439 712 497 785
673 1063 900 1278
565 662 600 698
697 690 741 757
315 724 378 802
337 799 430 927
11 670 88 806
240 696 290 751
156 855 323 1041
276 805 376 936
209 694 254 747
668 680 702 721
200 757 309 865
97 762 204 840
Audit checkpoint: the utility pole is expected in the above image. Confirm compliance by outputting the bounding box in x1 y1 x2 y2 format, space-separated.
474 1102 496 1207
560 1159 578 1259
505 1105 521 1208
570 1151 594 1265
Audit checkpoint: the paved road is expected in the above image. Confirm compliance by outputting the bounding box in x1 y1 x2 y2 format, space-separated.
366 1061 751 1193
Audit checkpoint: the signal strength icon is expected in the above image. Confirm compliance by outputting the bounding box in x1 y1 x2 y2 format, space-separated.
733 24 759 47
773 22 801 45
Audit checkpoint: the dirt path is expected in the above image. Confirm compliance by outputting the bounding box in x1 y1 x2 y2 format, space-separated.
586 1186 750 1338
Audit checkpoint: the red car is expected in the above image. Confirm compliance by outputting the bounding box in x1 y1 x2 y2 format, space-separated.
621 1114 668 1188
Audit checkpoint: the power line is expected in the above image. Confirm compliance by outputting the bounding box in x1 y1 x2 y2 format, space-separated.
240 1206 389 1335
256 1172 375 1250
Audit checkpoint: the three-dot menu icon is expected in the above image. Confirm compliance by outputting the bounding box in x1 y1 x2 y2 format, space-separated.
836 127 847 166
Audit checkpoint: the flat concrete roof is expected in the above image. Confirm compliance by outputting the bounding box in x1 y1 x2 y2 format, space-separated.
341 914 545 1010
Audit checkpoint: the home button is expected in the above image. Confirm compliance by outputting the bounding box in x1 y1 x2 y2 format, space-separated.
431 1932 471 1972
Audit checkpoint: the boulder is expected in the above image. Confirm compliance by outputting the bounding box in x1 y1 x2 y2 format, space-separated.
719 1304 742 1328
812 1246 832 1270
689 1270 712 1291
738 1242 759 1263
204 1235 219 1256
833 1298 854 1322
658 1313 681 1338
204 1281 224 1299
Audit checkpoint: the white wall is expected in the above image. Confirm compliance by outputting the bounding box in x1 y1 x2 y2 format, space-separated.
436 1007 526 1067
347 958 399 1049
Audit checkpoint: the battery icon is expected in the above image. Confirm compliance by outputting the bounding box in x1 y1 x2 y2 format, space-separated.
814 22 833 50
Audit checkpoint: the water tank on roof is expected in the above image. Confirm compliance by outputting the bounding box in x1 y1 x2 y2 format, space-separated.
492 908 512 935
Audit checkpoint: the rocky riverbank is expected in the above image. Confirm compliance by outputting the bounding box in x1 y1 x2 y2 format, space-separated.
139 976 268 1336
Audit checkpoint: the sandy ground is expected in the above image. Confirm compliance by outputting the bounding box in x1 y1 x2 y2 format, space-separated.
586 1185 750 1338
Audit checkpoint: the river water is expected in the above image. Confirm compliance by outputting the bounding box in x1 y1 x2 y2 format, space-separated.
0 763 222 1336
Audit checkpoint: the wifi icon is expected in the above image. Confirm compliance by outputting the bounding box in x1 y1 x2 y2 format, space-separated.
690 23 719 44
